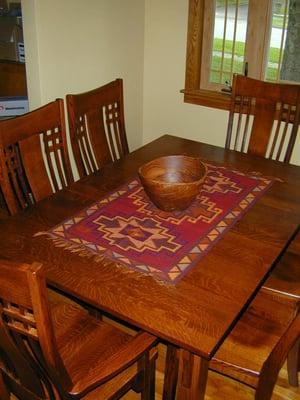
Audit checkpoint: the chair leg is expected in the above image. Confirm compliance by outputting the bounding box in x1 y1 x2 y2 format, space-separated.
140 351 156 400
255 373 277 400
0 373 10 400
149 353 156 400
162 344 179 400
287 337 300 387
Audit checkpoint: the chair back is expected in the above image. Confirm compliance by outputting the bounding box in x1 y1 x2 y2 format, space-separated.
0 99 73 215
225 74 300 163
66 79 129 178
0 260 72 398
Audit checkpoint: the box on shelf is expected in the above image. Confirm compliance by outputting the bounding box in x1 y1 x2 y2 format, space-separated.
0 96 28 117
8 2 22 17
0 0 8 15
17 42 24 62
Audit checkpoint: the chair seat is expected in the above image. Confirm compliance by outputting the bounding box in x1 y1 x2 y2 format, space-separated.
49 288 84 307
210 291 295 388
263 236 300 299
82 347 158 400
48 289 157 397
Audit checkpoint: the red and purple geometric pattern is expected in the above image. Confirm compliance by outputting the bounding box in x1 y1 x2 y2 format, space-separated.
46 163 273 283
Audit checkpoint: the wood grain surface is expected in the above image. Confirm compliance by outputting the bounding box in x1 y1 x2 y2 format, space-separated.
123 343 300 399
9 342 300 399
0 136 300 358
0 134 299 362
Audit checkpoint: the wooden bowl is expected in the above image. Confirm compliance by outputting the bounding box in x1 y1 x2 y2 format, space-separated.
138 155 207 211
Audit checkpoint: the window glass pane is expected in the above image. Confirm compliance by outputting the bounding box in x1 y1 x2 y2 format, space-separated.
210 0 248 85
266 0 300 83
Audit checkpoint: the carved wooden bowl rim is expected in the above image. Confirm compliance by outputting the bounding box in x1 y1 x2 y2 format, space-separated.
138 155 207 186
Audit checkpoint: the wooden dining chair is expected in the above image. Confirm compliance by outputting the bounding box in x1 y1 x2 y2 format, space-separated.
0 99 73 215
0 259 158 399
262 232 300 387
66 79 129 179
225 74 300 163
225 74 300 387
163 290 300 400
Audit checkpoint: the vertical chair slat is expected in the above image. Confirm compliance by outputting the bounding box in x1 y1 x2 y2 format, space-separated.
0 99 73 215
225 74 300 162
66 79 129 178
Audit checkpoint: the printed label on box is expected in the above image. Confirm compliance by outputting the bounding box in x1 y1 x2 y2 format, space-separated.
0 97 28 116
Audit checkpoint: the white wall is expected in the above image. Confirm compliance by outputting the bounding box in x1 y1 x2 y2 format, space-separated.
22 0 145 152
142 0 300 165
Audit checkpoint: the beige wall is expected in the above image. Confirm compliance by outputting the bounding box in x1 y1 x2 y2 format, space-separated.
21 0 145 152
143 0 229 148
21 0 300 166
142 0 300 165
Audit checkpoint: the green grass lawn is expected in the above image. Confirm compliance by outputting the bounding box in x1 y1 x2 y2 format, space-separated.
210 65 278 84
211 3 286 83
213 38 281 63
215 2 287 28
273 14 287 28
211 38 280 84
216 0 248 6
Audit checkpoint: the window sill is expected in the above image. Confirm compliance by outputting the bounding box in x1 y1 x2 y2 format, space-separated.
181 89 231 111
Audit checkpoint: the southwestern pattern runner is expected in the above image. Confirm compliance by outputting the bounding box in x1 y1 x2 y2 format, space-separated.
44 163 273 283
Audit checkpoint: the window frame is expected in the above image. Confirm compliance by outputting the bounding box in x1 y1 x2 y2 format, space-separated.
183 0 231 110
182 0 284 110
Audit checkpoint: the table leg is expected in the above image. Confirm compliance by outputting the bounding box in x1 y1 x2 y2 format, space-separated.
176 349 209 400
163 344 180 399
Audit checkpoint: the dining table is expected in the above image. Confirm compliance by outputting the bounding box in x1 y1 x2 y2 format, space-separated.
1 134 300 399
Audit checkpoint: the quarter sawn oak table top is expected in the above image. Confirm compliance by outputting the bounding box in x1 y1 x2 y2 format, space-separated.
1 135 299 360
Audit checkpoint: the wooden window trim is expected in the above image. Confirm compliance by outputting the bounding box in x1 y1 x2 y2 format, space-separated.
182 0 231 110
182 88 231 110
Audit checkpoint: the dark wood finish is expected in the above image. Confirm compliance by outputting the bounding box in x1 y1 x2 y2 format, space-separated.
0 372 10 400
66 78 129 178
288 337 300 388
0 135 299 399
164 292 299 399
211 292 300 399
225 74 300 163
162 344 178 400
263 232 300 306
0 259 157 399
263 232 300 387
127 342 300 400
176 349 209 400
226 75 300 384
0 187 9 218
138 155 206 211
0 99 73 215
0 60 27 97
226 75 300 387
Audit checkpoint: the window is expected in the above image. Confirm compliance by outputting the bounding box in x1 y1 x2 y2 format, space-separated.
184 0 300 109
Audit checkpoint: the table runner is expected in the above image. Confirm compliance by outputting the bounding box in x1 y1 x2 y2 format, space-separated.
42 163 274 284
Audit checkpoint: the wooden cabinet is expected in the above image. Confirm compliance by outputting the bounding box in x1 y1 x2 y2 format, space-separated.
0 60 27 96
